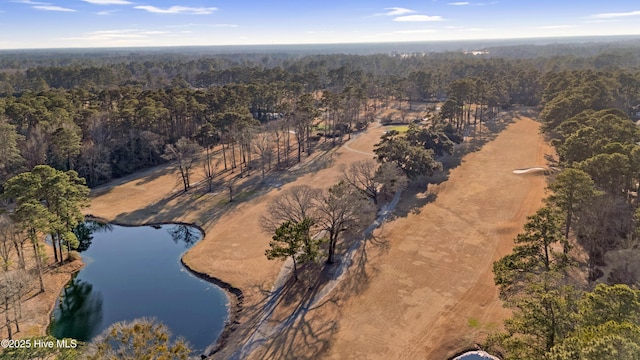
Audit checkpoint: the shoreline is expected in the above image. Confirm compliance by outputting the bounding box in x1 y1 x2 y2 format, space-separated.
75 110 535 358
49 215 244 358
179 258 243 358
449 348 502 360
44 259 84 337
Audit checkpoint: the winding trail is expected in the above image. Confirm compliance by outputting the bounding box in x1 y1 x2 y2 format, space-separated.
230 120 396 359
87 111 551 360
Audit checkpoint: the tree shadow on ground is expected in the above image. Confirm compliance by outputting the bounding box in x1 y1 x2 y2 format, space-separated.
110 139 339 227
225 265 334 360
379 109 523 222
429 112 518 186
234 230 391 360
90 161 178 197
385 182 438 221
109 141 340 227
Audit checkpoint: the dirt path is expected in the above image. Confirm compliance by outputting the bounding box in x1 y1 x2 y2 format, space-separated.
320 114 553 359
85 111 551 359
86 122 386 356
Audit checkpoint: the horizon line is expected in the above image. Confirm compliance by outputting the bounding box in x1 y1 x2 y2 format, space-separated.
1 34 640 52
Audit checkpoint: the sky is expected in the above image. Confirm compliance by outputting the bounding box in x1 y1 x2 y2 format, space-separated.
1 0 640 49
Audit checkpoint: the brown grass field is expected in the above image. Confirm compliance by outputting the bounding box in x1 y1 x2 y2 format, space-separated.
321 114 553 359
230 111 555 360
28 107 553 359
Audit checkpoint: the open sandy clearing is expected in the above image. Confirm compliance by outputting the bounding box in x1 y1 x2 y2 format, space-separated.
319 115 553 359
85 124 386 355
232 113 554 360
85 111 551 359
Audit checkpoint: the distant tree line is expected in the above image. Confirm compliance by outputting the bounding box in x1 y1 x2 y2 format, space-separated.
0 50 575 189
0 52 534 189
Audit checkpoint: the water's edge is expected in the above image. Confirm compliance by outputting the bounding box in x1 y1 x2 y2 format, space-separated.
179 258 244 357
449 348 502 360
45 215 243 358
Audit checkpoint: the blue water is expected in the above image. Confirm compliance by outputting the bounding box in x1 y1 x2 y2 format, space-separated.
49 222 229 354
454 351 500 360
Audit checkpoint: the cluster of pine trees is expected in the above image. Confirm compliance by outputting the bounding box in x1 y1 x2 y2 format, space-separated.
490 68 640 359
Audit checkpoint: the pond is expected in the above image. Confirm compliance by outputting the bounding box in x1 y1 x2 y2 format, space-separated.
48 222 229 354
453 350 501 360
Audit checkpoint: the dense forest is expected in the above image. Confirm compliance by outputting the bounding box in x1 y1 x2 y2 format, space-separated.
488 64 640 358
2 41 640 189
1 39 640 358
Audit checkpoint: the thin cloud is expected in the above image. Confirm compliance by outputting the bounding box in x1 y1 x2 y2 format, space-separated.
393 29 437 34
305 30 335 35
33 5 76 11
14 0 76 11
165 23 237 28
82 0 131 4
394 15 444 22
384 7 415 16
165 23 201 28
12 0 46 4
458 27 491 32
583 19 621 24
537 25 575 29
448 2 490 5
134 5 217 15
96 10 117 15
61 29 170 41
591 10 640 19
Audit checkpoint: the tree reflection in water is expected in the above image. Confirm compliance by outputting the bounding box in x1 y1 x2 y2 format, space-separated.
49 275 104 341
73 221 113 253
167 225 200 248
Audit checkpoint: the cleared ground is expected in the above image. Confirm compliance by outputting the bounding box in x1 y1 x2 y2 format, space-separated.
322 114 553 359
85 109 552 359
86 129 380 355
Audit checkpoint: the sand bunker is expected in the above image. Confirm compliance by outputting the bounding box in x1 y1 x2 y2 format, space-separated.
512 167 547 174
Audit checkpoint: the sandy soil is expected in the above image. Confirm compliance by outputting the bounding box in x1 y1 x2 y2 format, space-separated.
75 108 552 359
85 129 383 355
2 247 83 340
238 112 554 360
322 114 553 359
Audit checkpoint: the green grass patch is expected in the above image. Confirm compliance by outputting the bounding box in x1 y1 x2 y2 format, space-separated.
217 188 257 206
235 188 258 202
190 192 204 201
386 125 410 134
467 318 480 328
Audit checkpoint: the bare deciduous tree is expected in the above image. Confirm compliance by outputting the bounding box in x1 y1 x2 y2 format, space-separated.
0 270 30 339
316 182 376 263
261 185 322 233
342 160 380 205
253 131 274 180
342 160 407 205
162 137 202 192
0 215 17 271
202 156 221 193
375 162 408 200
